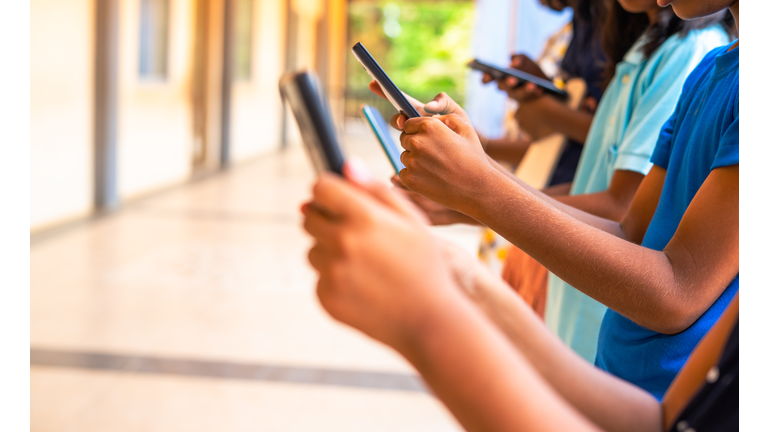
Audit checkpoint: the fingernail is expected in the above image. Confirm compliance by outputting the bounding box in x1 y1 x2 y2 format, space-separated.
345 156 373 183
398 116 405 128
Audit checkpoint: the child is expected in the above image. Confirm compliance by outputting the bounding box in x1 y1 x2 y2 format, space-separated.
301 158 738 431
377 0 738 400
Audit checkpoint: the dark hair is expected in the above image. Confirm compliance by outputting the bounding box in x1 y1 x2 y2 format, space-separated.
601 3 736 85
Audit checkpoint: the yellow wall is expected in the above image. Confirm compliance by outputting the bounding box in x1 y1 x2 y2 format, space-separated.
30 0 94 231
117 0 196 199
230 0 288 162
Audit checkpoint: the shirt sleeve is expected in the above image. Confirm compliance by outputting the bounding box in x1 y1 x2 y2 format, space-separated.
650 112 676 170
615 37 713 175
712 113 739 169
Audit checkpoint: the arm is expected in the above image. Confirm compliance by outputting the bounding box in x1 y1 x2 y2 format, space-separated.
554 170 645 221
488 154 646 222
442 243 661 432
303 166 600 432
400 113 739 334
481 134 532 167
541 181 572 197
515 95 594 142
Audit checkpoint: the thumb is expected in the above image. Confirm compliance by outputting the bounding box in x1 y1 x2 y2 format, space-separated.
424 92 467 118
343 157 429 225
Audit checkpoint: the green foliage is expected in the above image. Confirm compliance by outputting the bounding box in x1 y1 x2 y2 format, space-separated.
347 1 474 115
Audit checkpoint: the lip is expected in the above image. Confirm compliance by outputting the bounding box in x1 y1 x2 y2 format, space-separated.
657 0 673 6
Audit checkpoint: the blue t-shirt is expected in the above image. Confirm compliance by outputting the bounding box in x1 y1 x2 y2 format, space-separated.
596 44 739 400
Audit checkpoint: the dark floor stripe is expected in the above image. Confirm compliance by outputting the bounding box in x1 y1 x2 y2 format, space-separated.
30 348 429 393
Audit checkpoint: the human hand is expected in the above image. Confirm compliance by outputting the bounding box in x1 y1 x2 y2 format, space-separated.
390 175 480 226
368 81 472 131
301 158 462 351
398 104 495 213
480 54 547 103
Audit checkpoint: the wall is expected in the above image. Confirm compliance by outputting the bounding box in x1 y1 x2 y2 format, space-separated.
30 0 94 231
116 0 196 199
229 0 288 162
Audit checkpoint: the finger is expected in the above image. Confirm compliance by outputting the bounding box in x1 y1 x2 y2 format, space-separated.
307 243 332 273
402 117 434 135
311 174 370 224
510 56 521 67
434 113 473 139
423 92 467 118
342 157 429 224
390 113 405 130
370 81 427 116
303 204 342 244
390 175 408 190
369 81 386 99
481 73 494 84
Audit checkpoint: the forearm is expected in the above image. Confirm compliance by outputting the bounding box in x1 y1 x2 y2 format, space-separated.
484 137 531 167
516 97 593 143
462 170 688 333
542 182 572 197
402 290 597 432
469 269 661 432
555 190 629 222
486 157 624 238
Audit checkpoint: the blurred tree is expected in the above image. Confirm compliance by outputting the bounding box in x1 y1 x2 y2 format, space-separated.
346 1 474 118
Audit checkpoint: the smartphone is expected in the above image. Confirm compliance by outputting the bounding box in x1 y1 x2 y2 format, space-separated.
467 59 568 100
279 71 345 175
362 105 405 173
352 42 421 119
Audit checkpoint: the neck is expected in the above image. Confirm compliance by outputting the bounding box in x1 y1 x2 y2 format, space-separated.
646 8 660 24
730 2 739 35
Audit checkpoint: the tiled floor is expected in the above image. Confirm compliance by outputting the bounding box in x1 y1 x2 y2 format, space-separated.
31 133 482 431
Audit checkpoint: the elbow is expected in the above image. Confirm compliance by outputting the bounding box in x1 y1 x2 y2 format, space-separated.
641 300 701 335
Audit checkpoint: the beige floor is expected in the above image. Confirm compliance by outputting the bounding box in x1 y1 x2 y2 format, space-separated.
31 133 482 431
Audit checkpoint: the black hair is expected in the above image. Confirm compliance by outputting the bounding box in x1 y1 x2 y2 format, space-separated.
601 3 736 85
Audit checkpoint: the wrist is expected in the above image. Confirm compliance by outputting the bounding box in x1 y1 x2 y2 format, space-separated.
456 165 514 220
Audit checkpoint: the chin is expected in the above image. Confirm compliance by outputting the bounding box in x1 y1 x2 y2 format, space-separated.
667 0 731 20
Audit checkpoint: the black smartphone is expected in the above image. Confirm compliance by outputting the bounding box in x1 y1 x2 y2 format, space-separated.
279 71 345 175
467 59 568 100
362 105 405 173
352 42 421 119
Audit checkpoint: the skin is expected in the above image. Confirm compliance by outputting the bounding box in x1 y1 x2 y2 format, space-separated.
301 160 739 432
303 162 598 432
484 0 665 143
374 0 740 333
371 82 644 226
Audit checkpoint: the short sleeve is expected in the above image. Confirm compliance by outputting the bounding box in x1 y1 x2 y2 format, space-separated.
615 35 710 175
712 114 739 169
649 112 676 170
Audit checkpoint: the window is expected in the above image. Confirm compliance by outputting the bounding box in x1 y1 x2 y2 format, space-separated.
139 0 170 79
234 0 254 81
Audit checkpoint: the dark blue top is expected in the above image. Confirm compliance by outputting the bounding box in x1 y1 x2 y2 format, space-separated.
550 15 607 186
596 44 739 400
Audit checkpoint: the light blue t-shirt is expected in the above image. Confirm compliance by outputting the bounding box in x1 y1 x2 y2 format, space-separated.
545 27 729 362
596 43 739 400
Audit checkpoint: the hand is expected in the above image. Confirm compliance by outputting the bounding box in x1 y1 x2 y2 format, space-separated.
398 100 495 213
391 175 481 226
480 54 547 103
368 81 472 131
301 158 462 351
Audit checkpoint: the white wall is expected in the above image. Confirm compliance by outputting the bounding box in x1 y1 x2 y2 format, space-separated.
30 0 94 231
230 0 288 162
117 0 195 199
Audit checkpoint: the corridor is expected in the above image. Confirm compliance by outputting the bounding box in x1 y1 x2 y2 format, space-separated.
30 133 481 431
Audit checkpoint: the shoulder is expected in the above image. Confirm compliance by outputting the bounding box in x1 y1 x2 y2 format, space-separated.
651 27 730 66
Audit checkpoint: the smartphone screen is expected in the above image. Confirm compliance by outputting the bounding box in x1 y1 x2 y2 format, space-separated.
352 42 421 119
362 105 405 173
